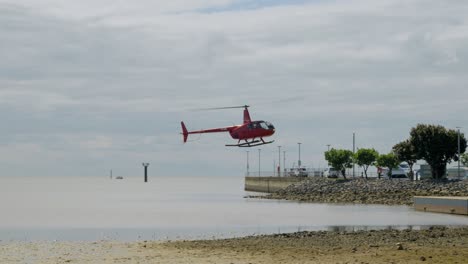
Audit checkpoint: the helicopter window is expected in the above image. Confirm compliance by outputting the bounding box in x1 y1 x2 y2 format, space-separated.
260 122 269 130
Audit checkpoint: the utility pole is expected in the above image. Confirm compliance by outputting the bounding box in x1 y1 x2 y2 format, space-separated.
273 159 276 177
278 146 281 177
353 132 355 178
142 163 149 182
326 144 331 151
283 151 286 176
298 142 302 168
457 127 461 178
246 151 250 176
258 149 261 177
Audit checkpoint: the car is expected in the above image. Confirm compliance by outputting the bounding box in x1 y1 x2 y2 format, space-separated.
323 167 339 178
289 167 308 177
398 163 410 174
380 167 407 178
389 174 408 179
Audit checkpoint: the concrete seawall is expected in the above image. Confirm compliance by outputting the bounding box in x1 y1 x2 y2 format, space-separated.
414 196 468 215
244 177 306 193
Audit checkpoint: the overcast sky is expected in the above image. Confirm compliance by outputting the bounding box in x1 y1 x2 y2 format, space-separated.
1 0 467 177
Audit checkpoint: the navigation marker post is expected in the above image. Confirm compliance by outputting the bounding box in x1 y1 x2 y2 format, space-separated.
142 163 150 182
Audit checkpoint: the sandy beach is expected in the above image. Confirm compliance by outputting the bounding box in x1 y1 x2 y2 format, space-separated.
1 226 467 263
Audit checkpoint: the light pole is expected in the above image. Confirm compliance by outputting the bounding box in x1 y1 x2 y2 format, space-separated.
273 159 276 177
457 127 461 178
326 144 331 151
278 146 281 177
246 151 250 176
142 163 150 182
258 149 261 177
283 151 286 176
298 142 302 168
352 132 355 178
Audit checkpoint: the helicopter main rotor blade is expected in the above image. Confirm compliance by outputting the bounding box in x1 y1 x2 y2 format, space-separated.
192 105 249 111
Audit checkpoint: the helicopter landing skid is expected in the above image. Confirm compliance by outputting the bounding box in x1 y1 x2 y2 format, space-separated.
226 139 275 147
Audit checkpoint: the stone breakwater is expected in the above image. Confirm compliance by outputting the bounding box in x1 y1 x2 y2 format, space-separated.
260 177 468 205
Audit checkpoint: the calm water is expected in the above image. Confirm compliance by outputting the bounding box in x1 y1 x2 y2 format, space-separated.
0 176 467 241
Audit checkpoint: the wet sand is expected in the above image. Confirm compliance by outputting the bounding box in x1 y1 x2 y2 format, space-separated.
1 226 467 263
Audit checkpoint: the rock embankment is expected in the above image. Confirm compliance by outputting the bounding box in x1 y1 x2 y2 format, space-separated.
262 177 468 205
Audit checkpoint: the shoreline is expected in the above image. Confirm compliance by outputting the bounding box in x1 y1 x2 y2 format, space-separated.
1 226 467 263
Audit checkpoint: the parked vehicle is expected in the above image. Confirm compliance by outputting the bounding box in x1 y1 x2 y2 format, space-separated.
398 163 411 175
289 167 308 177
380 167 407 178
323 167 339 178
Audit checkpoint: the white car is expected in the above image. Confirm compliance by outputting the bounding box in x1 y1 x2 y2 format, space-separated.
398 163 410 174
380 167 407 178
289 167 308 177
323 168 339 178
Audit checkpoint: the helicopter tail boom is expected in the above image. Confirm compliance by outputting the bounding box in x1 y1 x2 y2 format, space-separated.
180 121 239 143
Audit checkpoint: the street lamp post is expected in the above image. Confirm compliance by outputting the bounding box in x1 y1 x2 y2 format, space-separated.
278 146 281 177
326 144 331 151
273 159 276 177
457 127 461 178
353 132 355 178
258 149 261 177
298 142 302 168
283 151 286 176
246 151 250 176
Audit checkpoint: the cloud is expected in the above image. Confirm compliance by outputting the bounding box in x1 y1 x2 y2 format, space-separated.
1 0 467 176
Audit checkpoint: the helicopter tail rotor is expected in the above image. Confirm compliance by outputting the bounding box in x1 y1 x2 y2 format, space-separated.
181 121 189 143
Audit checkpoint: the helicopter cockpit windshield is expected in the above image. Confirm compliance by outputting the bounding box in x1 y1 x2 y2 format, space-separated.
258 121 274 130
265 121 274 130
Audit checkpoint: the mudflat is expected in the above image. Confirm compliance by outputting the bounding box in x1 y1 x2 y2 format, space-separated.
1 226 467 263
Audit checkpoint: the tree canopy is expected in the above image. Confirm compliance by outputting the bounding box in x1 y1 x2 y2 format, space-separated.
376 153 400 178
410 124 467 179
461 153 468 167
324 148 353 179
392 140 417 180
354 148 379 179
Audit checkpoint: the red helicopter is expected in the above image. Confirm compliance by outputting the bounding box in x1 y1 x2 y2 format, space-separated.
181 105 275 147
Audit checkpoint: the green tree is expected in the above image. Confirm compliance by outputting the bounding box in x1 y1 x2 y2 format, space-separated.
376 153 400 178
354 148 379 179
324 148 353 180
392 140 417 180
410 124 467 179
461 153 468 167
